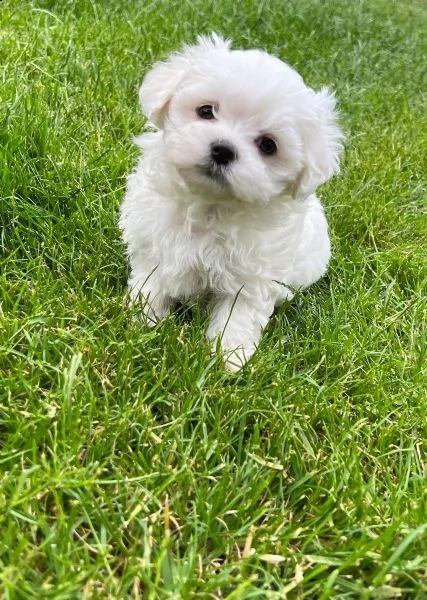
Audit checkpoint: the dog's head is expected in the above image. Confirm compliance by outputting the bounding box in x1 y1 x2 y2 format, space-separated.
139 34 343 203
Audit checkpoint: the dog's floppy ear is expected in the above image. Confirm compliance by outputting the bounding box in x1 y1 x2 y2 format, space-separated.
139 34 231 129
295 88 343 198
139 52 192 129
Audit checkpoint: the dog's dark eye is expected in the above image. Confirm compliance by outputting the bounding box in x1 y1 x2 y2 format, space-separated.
197 105 215 120
257 136 277 156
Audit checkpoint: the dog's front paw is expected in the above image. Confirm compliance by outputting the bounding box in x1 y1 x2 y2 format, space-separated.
141 301 170 328
207 297 265 371
209 329 257 371
223 344 256 372
129 286 170 328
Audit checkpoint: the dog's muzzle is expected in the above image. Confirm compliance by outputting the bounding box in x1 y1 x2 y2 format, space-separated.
200 140 237 184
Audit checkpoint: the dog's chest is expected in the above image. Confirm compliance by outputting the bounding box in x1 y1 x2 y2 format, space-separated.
181 204 228 261
153 200 294 296
163 202 243 271
184 204 221 237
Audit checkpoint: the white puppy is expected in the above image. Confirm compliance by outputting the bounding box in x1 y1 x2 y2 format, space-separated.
120 34 343 370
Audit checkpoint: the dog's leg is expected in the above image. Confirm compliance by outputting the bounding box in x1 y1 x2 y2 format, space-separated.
128 267 171 327
207 290 274 371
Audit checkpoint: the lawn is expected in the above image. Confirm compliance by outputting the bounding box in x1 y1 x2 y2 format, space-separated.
1 0 426 597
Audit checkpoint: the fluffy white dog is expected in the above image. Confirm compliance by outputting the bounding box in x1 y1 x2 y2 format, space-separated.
120 34 343 370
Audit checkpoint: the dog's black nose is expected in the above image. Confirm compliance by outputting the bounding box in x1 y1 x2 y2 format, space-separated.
210 141 237 166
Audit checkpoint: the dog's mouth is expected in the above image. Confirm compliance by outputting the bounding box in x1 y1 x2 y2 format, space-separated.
199 162 229 186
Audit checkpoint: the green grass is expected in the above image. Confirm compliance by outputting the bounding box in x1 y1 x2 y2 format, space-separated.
1 0 426 597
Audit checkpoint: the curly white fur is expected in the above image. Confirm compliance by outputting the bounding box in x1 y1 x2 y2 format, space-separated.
120 34 343 370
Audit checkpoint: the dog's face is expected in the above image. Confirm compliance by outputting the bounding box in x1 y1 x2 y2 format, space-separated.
140 35 343 203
